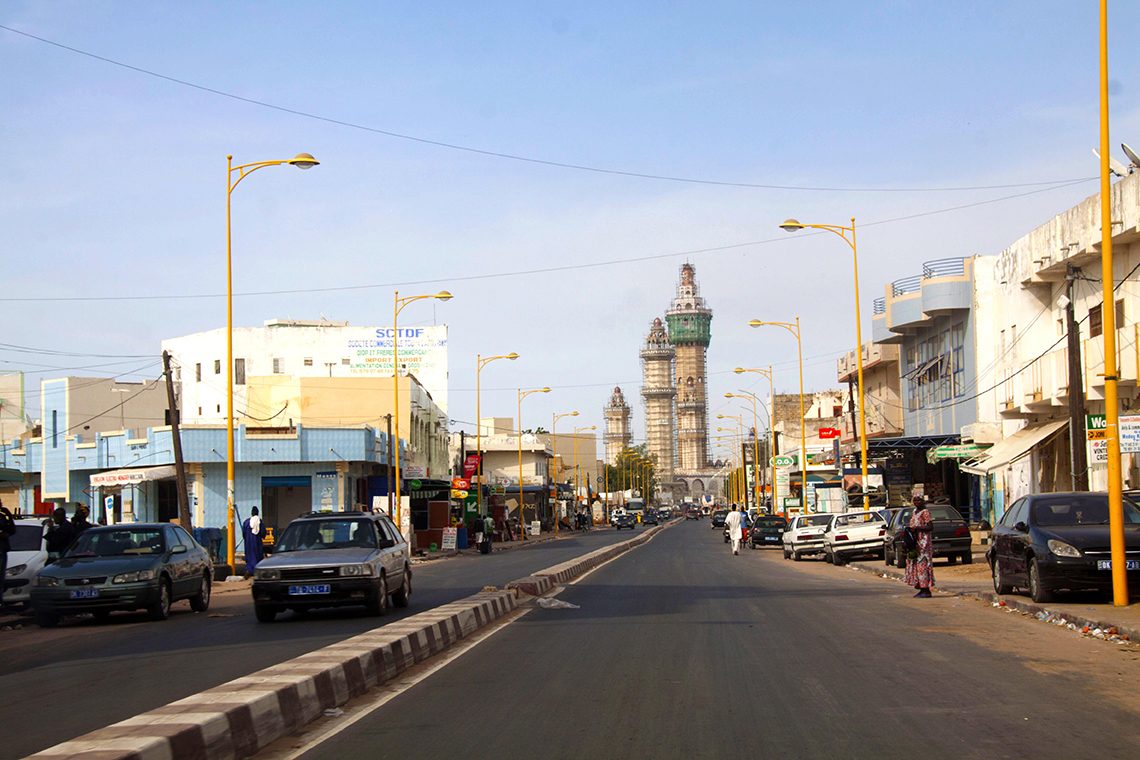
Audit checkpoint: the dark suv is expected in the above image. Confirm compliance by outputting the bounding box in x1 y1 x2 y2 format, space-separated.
883 505 972 568
251 511 411 622
613 512 636 530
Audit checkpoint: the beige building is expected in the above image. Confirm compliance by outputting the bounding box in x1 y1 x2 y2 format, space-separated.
836 342 904 441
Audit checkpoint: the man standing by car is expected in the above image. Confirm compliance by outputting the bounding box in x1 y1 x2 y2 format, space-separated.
242 506 265 574
45 507 75 562
725 504 745 556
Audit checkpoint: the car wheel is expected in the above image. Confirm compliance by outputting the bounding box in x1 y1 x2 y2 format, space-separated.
254 604 277 623
792 551 802 562
961 550 974 565
35 612 59 628
783 546 791 560
366 573 390 616
1028 557 1052 603
991 558 1013 595
93 610 111 623
392 566 412 608
147 579 172 621
189 573 212 613
896 548 907 569
833 552 846 566
884 545 893 566
947 554 957 565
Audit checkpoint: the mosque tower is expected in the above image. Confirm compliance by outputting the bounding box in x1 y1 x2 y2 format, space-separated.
666 263 713 472
603 386 632 465
640 318 676 480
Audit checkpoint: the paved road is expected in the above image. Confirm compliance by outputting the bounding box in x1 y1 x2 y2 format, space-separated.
0 528 631 759
301 520 1140 760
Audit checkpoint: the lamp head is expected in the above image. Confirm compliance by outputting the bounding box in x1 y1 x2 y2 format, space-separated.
570 411 580 416
288 152 319 170
540 387 551 393
724 393 735 399
434 290 454 302
506 352 519 360
779 218 805 232
748 320 764 328
733 367 747 374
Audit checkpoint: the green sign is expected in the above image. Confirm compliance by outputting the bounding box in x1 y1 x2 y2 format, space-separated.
771 455 795 467
409 479 423 490
1087 414 1107 431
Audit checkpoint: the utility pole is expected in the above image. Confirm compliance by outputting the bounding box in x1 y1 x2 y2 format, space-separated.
1066 266 1089 490
162 351 192 528
385 414 394 516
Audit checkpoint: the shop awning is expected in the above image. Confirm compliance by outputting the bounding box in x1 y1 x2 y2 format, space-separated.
0 467 22 484
90 465 177 487
959 420 1068 476
926 442 992 465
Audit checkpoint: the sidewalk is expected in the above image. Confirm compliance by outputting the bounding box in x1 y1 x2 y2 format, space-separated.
412 527 612 564
846 551 1140 644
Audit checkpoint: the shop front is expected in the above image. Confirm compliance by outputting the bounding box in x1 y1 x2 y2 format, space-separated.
89 465 179 525
864 435 978 517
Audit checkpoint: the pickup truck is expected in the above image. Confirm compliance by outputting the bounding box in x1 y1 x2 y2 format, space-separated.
883 505 972 568
823 510 887 565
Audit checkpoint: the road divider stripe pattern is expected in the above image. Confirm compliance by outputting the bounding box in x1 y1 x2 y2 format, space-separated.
30 522 671 760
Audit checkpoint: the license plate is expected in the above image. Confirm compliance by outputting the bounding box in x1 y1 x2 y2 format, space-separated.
288 584 331 595
765 536 779 541
1096 559 1140 571
69 588 99 599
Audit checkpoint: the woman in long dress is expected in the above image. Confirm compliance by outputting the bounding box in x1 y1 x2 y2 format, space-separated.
904 496 935 598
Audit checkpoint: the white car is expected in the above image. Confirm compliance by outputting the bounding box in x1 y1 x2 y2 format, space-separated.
4 517 49 606
823 510 887 565
782 513 833 561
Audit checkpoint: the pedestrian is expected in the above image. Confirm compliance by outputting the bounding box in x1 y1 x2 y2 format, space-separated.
71 504 93 536
45 507 76 562
905 495 935 598
724 504 745 556
241 506 264 574
0 501 17 609
482 512 495 554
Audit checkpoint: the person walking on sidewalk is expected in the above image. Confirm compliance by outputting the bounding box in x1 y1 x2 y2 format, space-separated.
481 512 495 554
905 495 935 597
725 504 745 556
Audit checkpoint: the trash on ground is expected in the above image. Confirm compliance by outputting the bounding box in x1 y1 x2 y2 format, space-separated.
323 708 344 717
536 598 580 610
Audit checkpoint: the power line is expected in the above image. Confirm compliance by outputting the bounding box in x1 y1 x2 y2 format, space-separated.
0 23 1095 195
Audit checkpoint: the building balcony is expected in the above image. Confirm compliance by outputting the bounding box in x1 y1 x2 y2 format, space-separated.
1084 325 1140 401
837 341 899 383
641 387 676 399
874 257 973 342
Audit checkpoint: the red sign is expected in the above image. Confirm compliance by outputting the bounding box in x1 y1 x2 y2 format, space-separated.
818 428 841 439
462 454 481 479
452 477 470 490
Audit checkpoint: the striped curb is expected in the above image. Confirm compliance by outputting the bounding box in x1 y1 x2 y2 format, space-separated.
29 591 517 760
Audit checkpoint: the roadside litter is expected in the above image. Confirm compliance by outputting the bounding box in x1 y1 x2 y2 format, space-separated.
536 598 580 610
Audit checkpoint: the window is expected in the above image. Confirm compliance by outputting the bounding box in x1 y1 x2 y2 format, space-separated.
272 357 283 374
214 359 221 375
195 363 201 382
950 322 966 398
303 357 313 367
1090 304 1103 338
1117 298 1126 328
216 404 221 413
52 410 58 448
341 357 350 365
235 358 246 385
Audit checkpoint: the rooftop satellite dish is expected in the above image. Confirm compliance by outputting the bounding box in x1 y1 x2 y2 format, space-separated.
1093 148 1130 178
1123 142 1140 169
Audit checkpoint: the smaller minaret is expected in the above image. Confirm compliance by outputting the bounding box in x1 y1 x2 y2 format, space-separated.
603 386 632 465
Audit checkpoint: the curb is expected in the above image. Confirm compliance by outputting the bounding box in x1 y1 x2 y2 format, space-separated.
30 520 672 759
844 560 1140 644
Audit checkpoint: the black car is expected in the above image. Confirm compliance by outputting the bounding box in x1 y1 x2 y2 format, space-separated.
711 510 729 529
987 492 1140 603
883 505 972 568
749 516 788 549
642 511 659 526
613 512 636 530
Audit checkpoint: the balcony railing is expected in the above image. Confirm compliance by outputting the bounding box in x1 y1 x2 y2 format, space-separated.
891 275 922 297
922 257 966 279
873 297 886 315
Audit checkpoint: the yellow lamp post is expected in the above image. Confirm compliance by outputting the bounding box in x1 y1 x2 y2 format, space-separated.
225 152 318 569
726 393 765 512
516 386 551 541
1098 0 1128 605
392 290 453 536
749 318 805 517
475 352 519 517
551 410 579 534
780 218 870 510
735 367 776 512
717 413 745 505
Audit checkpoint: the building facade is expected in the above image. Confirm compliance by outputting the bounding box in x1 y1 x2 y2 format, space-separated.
603 386 632 465
640 318 676 480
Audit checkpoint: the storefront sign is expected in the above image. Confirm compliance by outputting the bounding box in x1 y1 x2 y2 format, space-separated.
463 454 481 479
451 477 470 490
441 527 457 550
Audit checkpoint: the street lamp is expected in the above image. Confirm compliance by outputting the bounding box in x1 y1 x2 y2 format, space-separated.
717 413 744 505
749 318 805 517
517 386 551 541
735 367 776 512
476 352 519 517
551 410 579 534
392 289 453 536
225 152 319 570
726 393 766 512
780 217 870 510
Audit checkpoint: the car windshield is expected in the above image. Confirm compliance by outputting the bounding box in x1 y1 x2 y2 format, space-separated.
756 518 786 528
1032 495 1140 526
930 506 964 521
834 513 884 527
68 528 165 557
11 524 45 552
275 519 377 552
713 511 728 518
801 515 832 528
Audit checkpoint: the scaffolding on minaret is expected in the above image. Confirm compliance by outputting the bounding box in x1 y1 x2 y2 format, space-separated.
665 263 713 472
640 317 676 478
603 386 632 465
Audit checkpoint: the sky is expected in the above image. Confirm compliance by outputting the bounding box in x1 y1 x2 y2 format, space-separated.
4 1 1140 459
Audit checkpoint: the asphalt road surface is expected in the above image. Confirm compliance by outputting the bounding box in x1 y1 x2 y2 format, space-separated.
299 520 1140 760
0 529 631 759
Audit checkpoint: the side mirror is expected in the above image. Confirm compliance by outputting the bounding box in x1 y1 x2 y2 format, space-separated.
1014 521 1028 533
378 538 395 549
171 545 188 554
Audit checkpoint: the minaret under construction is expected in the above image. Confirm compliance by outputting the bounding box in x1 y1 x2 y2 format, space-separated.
640 318 676 479
603 386 632 465
666 263 713 472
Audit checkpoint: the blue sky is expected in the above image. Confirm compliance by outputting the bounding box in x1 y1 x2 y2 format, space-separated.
3 2 1140 453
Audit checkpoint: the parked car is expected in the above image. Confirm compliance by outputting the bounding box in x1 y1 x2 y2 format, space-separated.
642 510 659 526
823 510 887 565
749 516 788 549
2 517 49 607
883 505 973 568
30 523 212 627
252 510 412 622
782 513 833 560
711 510 729 529
658 508 673 522
685 509 701 520
613 512 636 530
987 492 1140 603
